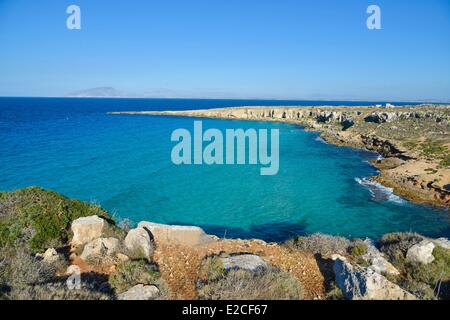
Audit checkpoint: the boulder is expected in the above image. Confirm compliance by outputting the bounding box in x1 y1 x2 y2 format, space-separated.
80 237 120 260
221 254 268 272
333 258 416 300
117 284 160 300
406 240 435 264
124 227 154 260
37 248 59 264
71 215 105 246
138 221 218 247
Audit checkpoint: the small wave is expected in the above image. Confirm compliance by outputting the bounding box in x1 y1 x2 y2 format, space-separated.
314 136 327 144
355 177 405 204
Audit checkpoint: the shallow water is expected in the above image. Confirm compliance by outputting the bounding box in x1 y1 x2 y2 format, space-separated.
0 97 449 241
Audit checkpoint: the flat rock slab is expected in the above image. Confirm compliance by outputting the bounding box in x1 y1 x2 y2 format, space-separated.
138 221 218 247
221 254 268 272
80 237 120 260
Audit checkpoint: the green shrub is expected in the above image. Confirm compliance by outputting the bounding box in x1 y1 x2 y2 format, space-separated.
421 140 447 158
349 242 368 257
198 256 227 281
377 232 424 271
109 260 165 296
197 268 303 300
0 187 110 253
440 154 450 167
406 246 450 299
326 283 344 300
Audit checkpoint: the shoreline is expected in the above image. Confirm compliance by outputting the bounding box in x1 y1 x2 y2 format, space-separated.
108 104 450 208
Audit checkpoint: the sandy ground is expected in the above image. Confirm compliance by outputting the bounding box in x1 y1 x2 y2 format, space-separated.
152 238 326 300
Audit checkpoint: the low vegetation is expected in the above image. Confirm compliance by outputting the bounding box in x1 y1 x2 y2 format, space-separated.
284 233 351 257
197 256 303 300
378 232 450 300
109 260 166 296
0 187 110 253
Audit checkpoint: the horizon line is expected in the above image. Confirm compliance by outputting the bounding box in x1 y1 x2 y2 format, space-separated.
0 95 449 104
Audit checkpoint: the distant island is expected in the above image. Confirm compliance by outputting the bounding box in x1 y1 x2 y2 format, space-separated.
66 87 124 98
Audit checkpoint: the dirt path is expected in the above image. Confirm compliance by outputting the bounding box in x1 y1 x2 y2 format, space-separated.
152 239 326 300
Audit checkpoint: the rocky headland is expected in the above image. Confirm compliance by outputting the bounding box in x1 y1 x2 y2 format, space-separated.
109 104 450 207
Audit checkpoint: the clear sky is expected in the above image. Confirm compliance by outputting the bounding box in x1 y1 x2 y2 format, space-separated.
0 0 449 101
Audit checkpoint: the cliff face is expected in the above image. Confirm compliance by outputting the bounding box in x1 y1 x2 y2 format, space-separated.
109 104 450 207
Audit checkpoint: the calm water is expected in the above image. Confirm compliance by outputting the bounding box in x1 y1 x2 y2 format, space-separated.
0 97 449 241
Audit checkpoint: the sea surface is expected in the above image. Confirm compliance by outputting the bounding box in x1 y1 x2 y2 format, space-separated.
0 97 449 242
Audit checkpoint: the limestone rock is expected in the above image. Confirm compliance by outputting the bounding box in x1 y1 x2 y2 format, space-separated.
363 239 400 276
406 240 435 264
80 237 120 260
71 215 105 246
124 227 154 260
37 248 59 264
221 254 268 272
138 221 218 247
434 237 450 250
117 253 130 262
117 284 159 300
333 258 416 300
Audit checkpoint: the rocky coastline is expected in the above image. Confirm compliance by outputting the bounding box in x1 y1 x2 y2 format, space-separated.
109 104 450 207
1 187 450 300
0 187 450 300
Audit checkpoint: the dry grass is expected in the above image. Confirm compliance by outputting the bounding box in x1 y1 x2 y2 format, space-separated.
284 233 351 257
197 267 303 300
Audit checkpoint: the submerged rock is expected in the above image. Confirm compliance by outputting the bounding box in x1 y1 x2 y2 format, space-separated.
138 221 218 247
221 254 268 273
333 257 416 300
406 240 435 264
124 227 154 260
71 215 105 246
117 284 160 300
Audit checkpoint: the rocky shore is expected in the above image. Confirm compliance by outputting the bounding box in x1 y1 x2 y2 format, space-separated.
109 104 450 207
1 187 450 300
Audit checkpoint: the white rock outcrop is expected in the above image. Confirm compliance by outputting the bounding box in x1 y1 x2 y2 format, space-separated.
117 284 160 300
363 239 400 276
124 227 154 260
71 215 105 246
333 258 416 300
137 222 218 247
80 237 120 260
406 240 435 264
434 237 450 250
221 254 268 272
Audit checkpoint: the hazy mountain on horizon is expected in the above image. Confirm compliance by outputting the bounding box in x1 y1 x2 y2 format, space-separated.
66 87 124 98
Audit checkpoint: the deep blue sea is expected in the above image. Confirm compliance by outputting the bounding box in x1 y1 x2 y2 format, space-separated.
1 97 449 242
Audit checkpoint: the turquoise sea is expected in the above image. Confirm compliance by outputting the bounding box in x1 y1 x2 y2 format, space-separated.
0 97 449 242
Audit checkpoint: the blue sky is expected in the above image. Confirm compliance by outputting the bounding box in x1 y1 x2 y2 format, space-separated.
0 0 449 101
